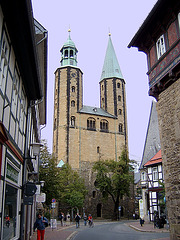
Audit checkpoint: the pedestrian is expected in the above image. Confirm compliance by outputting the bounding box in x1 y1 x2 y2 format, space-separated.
33 213 48 240
88 214 93 227
75 213 81 228
66 212 71 225
83 215 88 226
140 217 144 227
59 212 64 226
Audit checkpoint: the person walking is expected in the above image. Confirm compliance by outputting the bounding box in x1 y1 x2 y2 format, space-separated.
33 213 48 240
83 215 88 226
75 213 81 228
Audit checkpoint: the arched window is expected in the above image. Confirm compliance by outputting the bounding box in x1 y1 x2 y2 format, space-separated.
65 50 68 57
117 82 120 88
118 95 121 101
71 116 75 127
100 119 108 132
118 109 122 115
72 86 75 92
102 85 104 91
70 50 74 57
71 100 75 107
87 117 96 130
97 146 100 153
119 123 123 133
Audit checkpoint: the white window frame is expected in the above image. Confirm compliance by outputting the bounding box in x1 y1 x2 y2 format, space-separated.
152 167 158 181
156 34 166 59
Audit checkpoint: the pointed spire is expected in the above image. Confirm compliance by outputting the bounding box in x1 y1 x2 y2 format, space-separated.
100 34 123 81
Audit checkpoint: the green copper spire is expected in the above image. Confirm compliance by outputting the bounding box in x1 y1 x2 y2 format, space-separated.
60 29 78 66
100 34 123 80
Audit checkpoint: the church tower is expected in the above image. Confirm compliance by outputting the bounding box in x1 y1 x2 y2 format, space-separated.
53 30 83 163
100 34 128 148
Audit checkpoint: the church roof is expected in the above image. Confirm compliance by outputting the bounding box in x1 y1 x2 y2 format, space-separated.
79 105 116 118
100 35 123 81
62 30 77 49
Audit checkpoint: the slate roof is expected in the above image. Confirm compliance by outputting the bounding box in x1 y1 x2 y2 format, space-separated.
140 101 161 169
78 105 116 118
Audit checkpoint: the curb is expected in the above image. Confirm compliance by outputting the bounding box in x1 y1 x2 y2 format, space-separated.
128 224 169 233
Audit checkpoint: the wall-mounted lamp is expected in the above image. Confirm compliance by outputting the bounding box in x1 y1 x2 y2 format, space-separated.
30 142 43 157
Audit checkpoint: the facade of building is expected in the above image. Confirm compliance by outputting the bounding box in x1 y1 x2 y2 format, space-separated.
128 0 180 238
144 150 164 222
139 101 161 221
53 31 132 218
0 1 47 239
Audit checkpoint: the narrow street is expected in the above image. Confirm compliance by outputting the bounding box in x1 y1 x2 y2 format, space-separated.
32 220 170 240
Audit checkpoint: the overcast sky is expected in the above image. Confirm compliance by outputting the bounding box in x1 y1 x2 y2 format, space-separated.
32 0 157 162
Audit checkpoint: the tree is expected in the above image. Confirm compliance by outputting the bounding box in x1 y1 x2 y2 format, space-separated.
93 148 133 219
39 140 61 205
39 141 87 210
57 164 87 210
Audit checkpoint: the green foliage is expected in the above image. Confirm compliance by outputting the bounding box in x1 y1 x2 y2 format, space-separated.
93 148 133 217
39 140 87 208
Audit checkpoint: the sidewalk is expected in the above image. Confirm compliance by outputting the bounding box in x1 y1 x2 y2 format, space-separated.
126 220 170 240
31 222 76 240
126 220 169 233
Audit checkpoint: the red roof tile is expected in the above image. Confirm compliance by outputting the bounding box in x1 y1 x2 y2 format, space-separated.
144 150 162 167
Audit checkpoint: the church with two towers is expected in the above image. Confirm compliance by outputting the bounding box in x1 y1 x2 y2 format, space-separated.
53 30 129 218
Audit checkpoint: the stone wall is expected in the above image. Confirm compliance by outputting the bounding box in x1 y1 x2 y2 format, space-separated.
156 78 180 239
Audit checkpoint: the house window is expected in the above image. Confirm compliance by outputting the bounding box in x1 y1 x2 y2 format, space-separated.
118 95 121 101
156 35 166 59
11 69 19 117
71 100 75 107
100 119 108 132
117 83 120 88
71 116 75 127
141 171 146 181
72 86 75 92
119 123 123 133
102 85 104 91
152 167 158 181
87 117 96 130
0 31 9 94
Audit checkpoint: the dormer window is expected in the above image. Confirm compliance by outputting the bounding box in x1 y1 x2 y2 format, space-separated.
156 35 166 59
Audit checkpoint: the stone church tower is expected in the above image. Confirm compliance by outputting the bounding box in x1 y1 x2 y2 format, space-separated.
53 31 129 218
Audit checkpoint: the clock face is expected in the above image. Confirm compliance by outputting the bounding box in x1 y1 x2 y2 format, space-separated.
71 73 76 78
